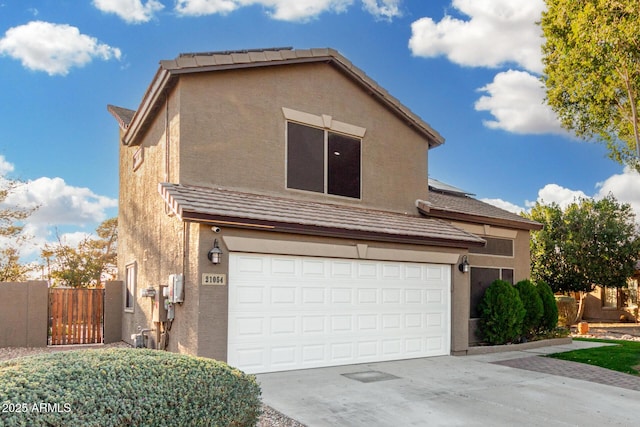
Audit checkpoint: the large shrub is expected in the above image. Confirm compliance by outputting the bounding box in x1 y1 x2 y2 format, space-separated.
536 280 558 333
0 348 261 427
515 279 544 338
556 295 578 327
478 280 525 345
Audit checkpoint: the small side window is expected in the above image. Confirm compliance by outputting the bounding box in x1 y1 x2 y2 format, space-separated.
125 262 136 312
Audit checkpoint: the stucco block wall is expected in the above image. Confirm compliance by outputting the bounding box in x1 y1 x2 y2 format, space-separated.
0 281 48 348
103 281 123 344
177 63 429 214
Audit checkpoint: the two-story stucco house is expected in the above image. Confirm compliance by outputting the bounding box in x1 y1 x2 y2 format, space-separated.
108 47 541 374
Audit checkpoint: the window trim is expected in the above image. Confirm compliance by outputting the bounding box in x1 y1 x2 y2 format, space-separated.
284 107 365 200
125 262 136 313
282 107 366 138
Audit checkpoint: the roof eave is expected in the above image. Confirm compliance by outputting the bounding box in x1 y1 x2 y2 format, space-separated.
122 68 174 146
179 209 485 248
423 207 543 231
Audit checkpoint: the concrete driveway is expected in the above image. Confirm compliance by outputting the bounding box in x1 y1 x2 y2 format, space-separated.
257 341 640 426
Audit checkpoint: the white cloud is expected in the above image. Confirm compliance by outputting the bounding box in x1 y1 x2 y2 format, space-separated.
524 183 588 210
474 70 566 135
5 177 117 227
174 0 397 21
93 0 165 24
0 21 121 76
361 0 401 20
0 155 14 176
483 169 640 223
408 0 544 73
595 167 640 220
481 198 524 214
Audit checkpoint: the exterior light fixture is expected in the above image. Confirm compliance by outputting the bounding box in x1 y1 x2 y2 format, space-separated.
207 239 223 264
458 255 470 273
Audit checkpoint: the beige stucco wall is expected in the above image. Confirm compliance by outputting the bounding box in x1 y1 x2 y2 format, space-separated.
0 281 48 348
103 281 124 344
177 63 429 214
450 223 532 281
118 88 196 351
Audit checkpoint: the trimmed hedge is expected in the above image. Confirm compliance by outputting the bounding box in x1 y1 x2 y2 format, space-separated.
515 279 544 338
477 280 525 345
0 348 261 427
536 280 558 333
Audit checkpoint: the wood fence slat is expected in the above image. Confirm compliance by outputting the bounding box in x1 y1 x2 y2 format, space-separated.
48 288 104 346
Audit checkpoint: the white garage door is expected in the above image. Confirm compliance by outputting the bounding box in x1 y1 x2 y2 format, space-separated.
228 253 451 374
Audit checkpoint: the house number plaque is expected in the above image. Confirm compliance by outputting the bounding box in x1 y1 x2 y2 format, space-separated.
202 273 226 286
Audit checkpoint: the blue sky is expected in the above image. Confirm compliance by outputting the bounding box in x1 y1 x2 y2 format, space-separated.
0 0 637 261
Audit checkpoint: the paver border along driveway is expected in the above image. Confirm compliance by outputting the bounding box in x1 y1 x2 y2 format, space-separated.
257 342 639 426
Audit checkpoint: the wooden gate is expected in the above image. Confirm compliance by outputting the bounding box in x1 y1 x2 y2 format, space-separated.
49 288 104 345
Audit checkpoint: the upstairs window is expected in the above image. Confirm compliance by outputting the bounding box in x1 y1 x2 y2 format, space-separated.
469 237 514 257
284 108 365 199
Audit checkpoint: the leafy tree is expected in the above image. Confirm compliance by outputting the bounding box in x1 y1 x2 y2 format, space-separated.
44 218 117 288
0 177 36 281
525 195 640 294
541 0 640 168
0 247 33 282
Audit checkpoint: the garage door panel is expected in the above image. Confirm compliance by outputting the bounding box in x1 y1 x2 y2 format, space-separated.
228 254 450 373
382 288 401 304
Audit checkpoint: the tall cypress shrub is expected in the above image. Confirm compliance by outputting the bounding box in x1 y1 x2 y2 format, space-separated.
536 280 559 333
515 279 544 338
478 280 525 345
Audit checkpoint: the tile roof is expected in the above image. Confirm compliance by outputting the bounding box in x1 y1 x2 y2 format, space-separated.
418 191 542 231
159 183 486 248
106 105 136 129
116 47 444 148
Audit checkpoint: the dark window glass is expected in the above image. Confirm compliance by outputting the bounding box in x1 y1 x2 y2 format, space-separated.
501 268 514 284
470 267 500 318
287 122 324 193
470 267 516 318
469 237 514 257
327 132 361 198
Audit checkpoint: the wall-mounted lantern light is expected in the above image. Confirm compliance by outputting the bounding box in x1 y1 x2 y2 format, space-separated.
458 255 470 273
207 239 223 264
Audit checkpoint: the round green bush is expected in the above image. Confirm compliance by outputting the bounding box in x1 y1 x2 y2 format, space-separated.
515 279 544 338
536 280 558 333
477 279 525 345
0 348 261 427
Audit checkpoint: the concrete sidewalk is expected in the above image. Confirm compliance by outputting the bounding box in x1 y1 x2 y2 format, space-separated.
257 341 639 426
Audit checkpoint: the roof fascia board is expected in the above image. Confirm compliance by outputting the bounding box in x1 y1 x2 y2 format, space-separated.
325 59 444 148
123 68 172 146
179 209 485 248
424 207 543 231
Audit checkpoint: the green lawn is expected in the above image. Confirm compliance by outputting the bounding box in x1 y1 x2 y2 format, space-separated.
547 338 640 376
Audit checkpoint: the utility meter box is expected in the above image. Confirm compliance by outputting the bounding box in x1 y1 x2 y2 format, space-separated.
168 274 184 303
152 286 168 322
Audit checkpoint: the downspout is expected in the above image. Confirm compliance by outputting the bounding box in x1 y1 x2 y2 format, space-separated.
164 95 171 215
